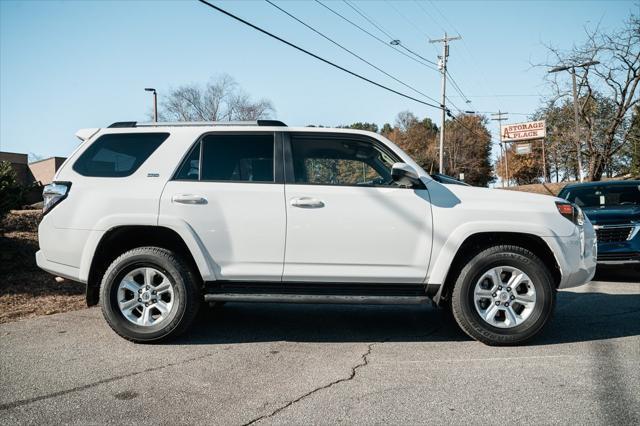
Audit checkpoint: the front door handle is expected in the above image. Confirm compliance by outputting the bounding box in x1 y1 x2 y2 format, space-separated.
172 194 207 205
290 197 325 208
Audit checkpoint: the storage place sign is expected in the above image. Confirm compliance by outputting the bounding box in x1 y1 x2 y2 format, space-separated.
501 120 546 142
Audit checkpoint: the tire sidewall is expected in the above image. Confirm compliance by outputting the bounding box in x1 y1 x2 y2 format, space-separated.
101 250 190 342
453 248 555 345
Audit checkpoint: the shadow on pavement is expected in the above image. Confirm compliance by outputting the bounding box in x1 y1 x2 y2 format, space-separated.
594 266 640 283
176 290 640 346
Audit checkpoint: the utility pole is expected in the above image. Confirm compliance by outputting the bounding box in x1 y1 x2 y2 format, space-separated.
145 88 158 122
548 60 599 182
429 33 461 174
491 111 509 187
541 138 547 183
570 70 583 182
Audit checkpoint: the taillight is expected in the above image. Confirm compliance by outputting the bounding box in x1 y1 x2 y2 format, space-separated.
555 201 584 226
42 182 71 215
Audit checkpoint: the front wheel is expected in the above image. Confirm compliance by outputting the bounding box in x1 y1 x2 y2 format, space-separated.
100 247 201 343
451 245 556 346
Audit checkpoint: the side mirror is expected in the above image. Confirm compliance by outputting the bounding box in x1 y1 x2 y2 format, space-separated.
391 162 421 187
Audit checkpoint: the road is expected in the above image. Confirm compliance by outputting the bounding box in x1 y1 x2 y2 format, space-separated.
1 269 639 425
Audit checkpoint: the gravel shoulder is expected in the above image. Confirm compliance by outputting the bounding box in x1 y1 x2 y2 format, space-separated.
1 211 85 324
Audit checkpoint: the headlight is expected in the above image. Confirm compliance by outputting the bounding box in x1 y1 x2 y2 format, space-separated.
575 205 585 226
43 182 71 215
555 201 583 226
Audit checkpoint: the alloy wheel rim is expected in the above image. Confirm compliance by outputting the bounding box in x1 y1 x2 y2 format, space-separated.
116 267 175 327
473 266 537 329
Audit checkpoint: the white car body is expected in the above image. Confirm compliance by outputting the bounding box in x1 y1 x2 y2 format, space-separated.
37 124 596 296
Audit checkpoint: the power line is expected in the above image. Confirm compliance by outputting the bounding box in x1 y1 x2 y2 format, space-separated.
383 0 429 38
424 0 499 102
314 0 439 72
411 0 445 56
427 0 462 37
196 0 443 110
264 0 440 105
447 94 542 98
445 96 464 114
413 0 447 34
342 0 439 68
446 71 471 104
343 0 394 39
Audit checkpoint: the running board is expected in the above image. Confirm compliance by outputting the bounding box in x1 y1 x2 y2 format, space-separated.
203 293 430 305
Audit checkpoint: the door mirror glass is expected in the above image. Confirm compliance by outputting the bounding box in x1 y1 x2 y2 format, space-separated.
391 162 421 187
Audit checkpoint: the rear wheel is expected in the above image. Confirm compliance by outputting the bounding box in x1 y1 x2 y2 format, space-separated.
100 247 201 343
451 245 555 346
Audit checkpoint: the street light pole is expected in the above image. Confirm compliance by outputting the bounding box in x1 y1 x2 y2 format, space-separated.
548 60 599 182
145 88 158 122
570 70 583 182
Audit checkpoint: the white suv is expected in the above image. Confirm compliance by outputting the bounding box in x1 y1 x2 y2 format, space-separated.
37 121 597 345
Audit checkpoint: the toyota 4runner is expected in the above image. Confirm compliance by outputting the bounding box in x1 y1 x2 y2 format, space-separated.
37 121 597 345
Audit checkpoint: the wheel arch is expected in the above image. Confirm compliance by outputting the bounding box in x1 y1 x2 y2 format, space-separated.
86 225 212 306
432 231 562 307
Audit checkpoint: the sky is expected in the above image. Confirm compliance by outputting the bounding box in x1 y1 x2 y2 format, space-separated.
0 0 636 160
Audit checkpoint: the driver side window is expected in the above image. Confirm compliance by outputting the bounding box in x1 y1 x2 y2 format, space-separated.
290 137 398 187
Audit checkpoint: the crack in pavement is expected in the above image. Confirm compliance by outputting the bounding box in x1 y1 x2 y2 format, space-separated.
243 343 375 426
0 350 222 411
242 325 444 426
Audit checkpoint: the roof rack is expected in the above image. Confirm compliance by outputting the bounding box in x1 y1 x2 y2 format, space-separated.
107 121 137 128
107 120 287 128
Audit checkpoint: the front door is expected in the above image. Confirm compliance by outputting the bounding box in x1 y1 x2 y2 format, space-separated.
159 132 286 281
283 134 432 283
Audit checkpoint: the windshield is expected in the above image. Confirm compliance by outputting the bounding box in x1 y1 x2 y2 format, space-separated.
562 184 640 208
432 173 470 186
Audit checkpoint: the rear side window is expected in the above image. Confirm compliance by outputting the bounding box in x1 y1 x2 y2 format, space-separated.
200 134 274 182
73 133 169 177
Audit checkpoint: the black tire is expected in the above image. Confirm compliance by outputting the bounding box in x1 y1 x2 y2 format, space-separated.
100 247 201 343
451 245 556 346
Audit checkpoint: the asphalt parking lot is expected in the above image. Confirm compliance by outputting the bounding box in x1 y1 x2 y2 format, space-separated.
1 268 639 425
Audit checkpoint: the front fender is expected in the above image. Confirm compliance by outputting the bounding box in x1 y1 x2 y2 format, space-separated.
426 221 563 285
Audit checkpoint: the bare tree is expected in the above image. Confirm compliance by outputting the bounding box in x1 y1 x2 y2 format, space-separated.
158 74 275 122
540 13 639 180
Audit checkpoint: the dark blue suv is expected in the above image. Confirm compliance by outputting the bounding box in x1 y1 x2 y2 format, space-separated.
558 180 640 266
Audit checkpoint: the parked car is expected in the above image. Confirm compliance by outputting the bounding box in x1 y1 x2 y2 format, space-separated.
37 121 596 345
558 180 640 266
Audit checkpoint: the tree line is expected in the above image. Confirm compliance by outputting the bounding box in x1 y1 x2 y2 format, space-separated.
341 112 494 187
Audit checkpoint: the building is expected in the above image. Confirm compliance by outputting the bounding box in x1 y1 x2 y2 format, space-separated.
0 151 67 203
1 151 67 186
28 156 67 186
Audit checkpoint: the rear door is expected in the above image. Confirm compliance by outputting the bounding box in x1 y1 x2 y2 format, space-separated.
282 133 432 283
159 132 286 281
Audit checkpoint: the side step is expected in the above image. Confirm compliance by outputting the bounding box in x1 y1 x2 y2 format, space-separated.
203 282 434 305
204 293 429 305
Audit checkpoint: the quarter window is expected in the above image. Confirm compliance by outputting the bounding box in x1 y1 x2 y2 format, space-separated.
174 141 201 180
200 134 274 182
290 137 398 186
73 133 169 177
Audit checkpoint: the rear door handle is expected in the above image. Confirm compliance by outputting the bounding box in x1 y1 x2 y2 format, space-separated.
172 194 207 205
290 197 325 208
